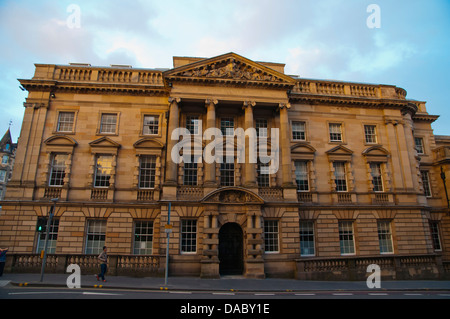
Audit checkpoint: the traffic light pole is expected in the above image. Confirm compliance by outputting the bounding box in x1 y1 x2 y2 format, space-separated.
40 198 58 283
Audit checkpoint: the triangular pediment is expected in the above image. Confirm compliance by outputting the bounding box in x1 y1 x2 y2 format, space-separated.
326 145 353 155
44 135 78 147
164 52 296 87
89 136 121 148
326 145 353 161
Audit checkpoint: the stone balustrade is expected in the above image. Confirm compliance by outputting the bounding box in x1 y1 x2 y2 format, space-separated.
4 254 162 276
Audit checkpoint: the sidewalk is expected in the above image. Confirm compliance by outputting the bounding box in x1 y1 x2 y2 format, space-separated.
2 273 450 292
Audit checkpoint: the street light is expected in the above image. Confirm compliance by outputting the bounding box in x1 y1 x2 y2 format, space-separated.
40 198 58 282
440 167 450 209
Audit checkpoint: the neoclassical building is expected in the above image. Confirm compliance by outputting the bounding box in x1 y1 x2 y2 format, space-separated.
1 53 449 279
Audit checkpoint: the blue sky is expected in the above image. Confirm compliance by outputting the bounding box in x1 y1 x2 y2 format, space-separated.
0 0 449 141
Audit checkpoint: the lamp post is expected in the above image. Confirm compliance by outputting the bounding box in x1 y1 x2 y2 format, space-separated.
40 198 58 282
440 167 450 209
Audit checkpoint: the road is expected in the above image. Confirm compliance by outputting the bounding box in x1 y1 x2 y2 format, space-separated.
1 283 450 299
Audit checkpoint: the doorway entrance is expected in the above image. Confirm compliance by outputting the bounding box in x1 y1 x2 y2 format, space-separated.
218 223 244 276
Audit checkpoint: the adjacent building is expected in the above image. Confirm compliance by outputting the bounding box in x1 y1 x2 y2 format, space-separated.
0 128 17 201
0 53 449 279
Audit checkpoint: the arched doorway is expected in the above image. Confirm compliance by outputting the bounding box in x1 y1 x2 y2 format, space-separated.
219 223 244 276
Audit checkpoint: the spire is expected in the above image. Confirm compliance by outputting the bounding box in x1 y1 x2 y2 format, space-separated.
0 127 13 148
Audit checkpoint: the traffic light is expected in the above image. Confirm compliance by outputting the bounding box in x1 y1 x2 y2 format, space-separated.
36 218 46 232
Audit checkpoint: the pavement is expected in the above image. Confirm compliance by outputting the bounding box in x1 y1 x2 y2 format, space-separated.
2 273 450 292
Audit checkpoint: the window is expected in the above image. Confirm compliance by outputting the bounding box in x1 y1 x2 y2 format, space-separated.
220 117 234 136
1 155 8 164
134 221 154 255
300 221 315 256
143 115 159 135
364 125 377 144
333 162 347 192
36 218 59 254
49 154 68 187
421 170 432 197
295 161 309 192
183 157 198 186
414 137 424 154
139 155 156 189
255 119 268 137
94 155 113 188
99 113 118 134
292 121 306 141
370 163 384 192
220 162 235 187
429 221 442 251
181 219 197 253
329 123 342 142
186 116 200 135
0 170 6 182
377 221 394 254
264 220 279 253
85 220 106 255
339 221 355 255
257 161 270 187
57 112 75 132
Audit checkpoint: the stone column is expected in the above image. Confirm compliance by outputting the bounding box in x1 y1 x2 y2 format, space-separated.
200 206 220 278
204 99 219 189
244 207 265 278
163 98 180 199
243 101 257 188
165 97 180 186
278 103 297 200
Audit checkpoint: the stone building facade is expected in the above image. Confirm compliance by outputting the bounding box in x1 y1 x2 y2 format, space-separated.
0 53 449 279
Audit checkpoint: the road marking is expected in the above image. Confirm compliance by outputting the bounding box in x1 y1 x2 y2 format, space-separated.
368 293 388 296
438 294 450 297
255 293 275 296
333 293 353 296
170 291 192 294
213 292 235 295
295 293 316 296
82 292 122 296
9 291 78 295
404 293 423 296
0 280 11 287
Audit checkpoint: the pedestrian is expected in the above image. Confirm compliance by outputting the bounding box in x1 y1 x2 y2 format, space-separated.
0 248 8 277
96 246 108 282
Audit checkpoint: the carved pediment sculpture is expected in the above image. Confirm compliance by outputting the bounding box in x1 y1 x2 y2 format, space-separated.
202 187 264 204
164 52 296 88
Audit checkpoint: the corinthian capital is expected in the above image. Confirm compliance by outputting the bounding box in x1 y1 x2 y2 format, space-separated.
278 102 291 110
168 97 181 104
242 101 256 109
205 98 218 106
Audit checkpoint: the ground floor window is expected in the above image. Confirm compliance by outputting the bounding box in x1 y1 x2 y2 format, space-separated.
338 221 355 255
36 218 59 254
299 221 315 256
181 219 197 253
377 220 394 254
264 220 279 253
85 220 106 254
429 221 442 251
133 221 154 254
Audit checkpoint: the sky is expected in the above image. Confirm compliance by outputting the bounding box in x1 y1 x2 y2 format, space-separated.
0 0 449 142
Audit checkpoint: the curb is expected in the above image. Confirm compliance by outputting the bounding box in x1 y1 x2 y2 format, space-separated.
10 281 450 293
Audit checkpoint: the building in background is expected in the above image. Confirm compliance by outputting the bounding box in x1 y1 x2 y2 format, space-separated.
0 53 449 279
0 128 17 201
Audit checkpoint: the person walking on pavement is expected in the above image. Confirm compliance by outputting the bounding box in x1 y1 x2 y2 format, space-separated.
0 248 8 277
96 246 107 282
